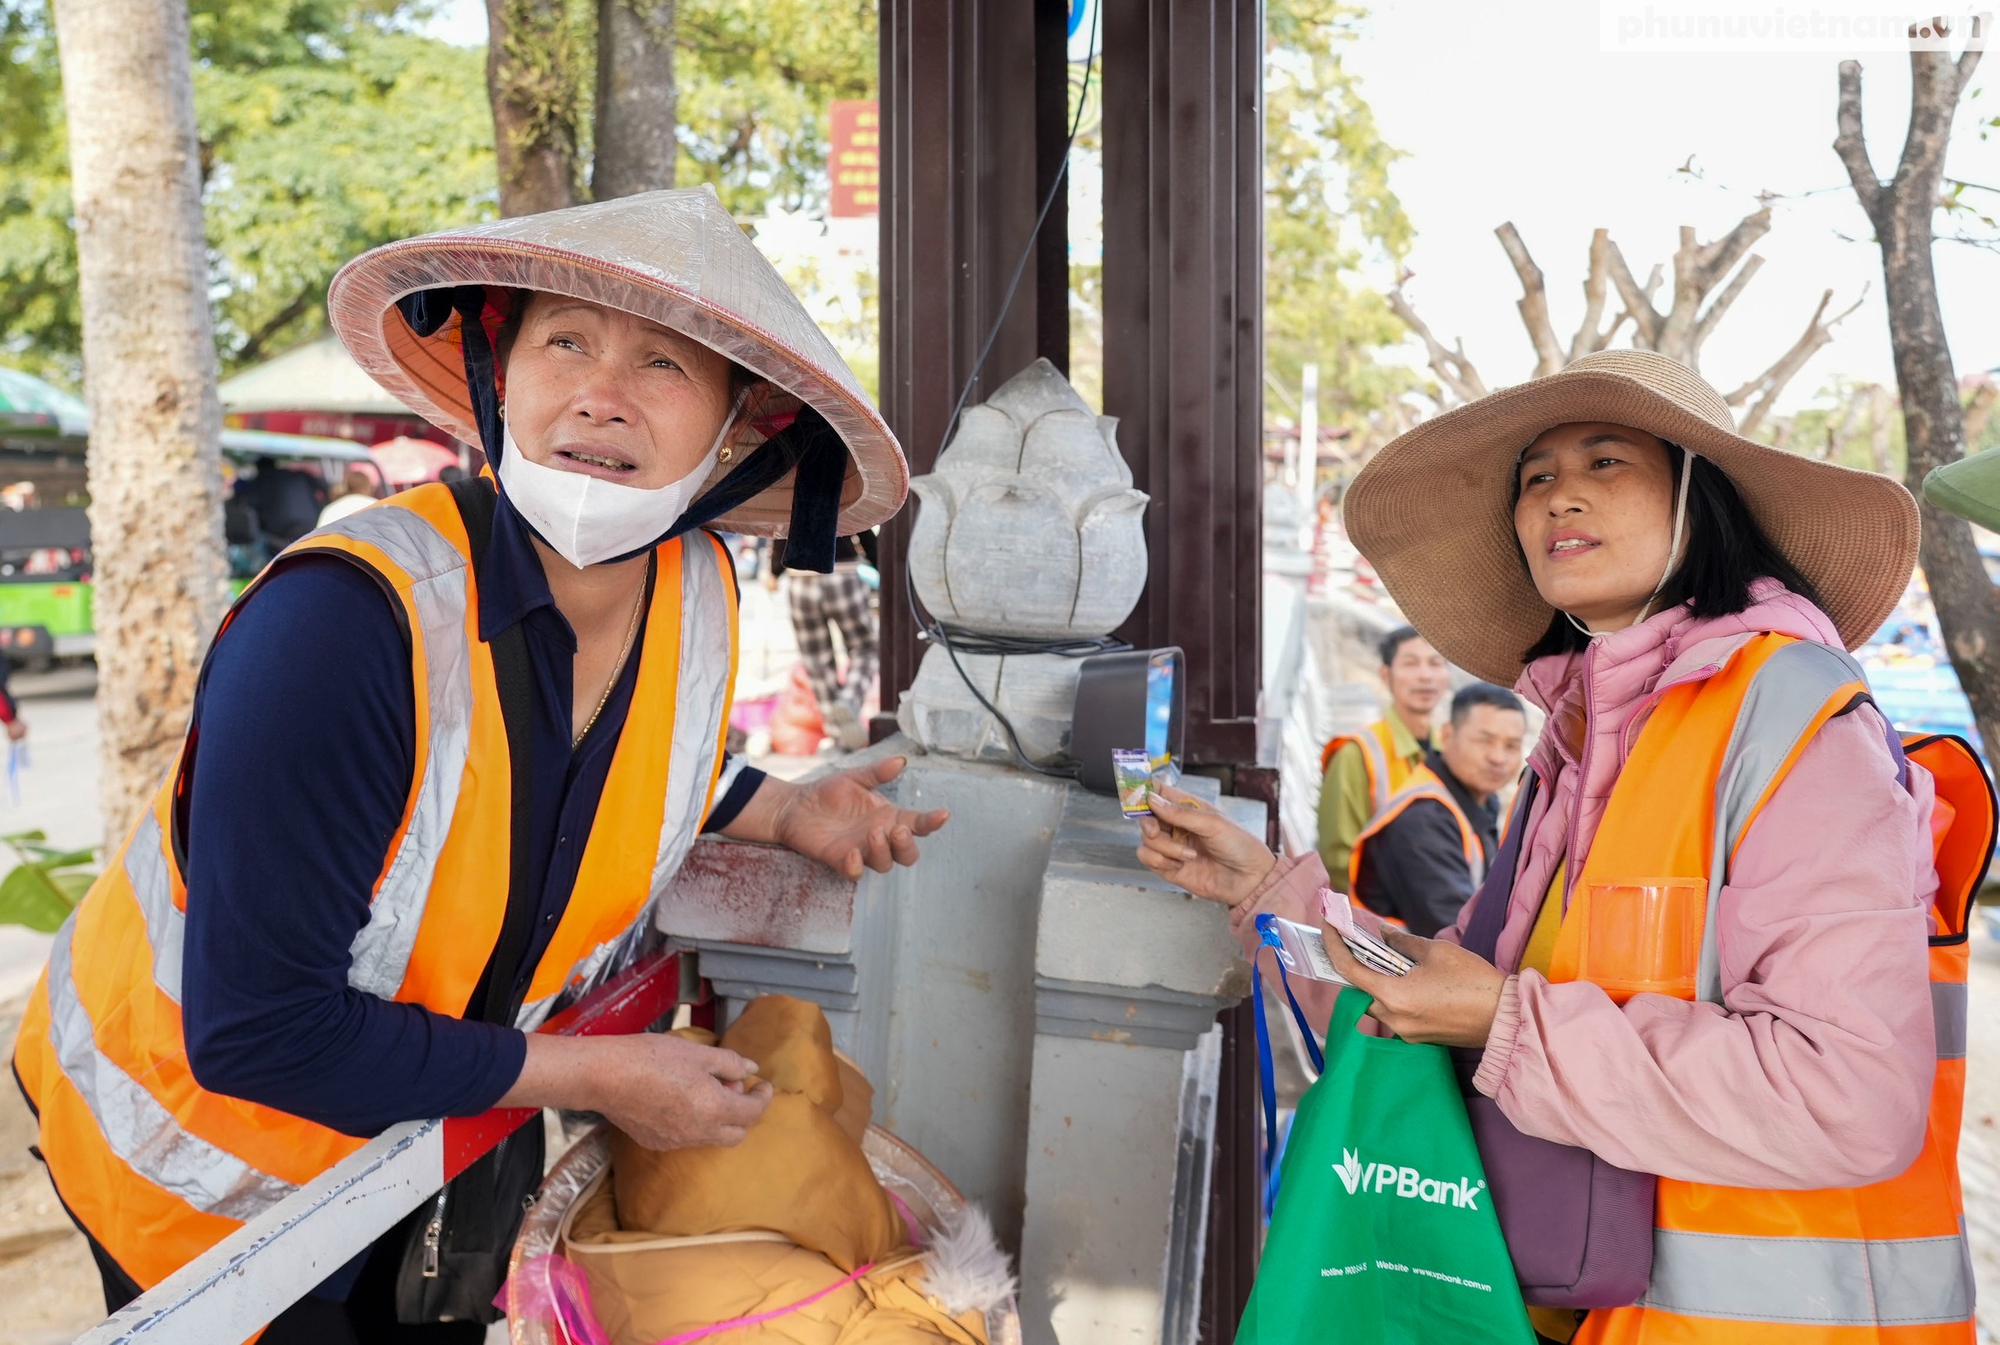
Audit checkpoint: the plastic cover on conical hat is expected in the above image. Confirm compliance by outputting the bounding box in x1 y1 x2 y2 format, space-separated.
327 186 906 537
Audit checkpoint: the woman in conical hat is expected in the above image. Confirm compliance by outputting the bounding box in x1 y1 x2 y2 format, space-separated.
1132 350 1986 1341
14 188 945 1341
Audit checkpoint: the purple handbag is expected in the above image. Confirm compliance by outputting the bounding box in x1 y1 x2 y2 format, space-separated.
1454 776 1655 1308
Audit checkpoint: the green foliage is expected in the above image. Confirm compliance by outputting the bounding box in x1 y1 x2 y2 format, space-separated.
0 2 78 385
0 0 496 381
675 0 876 217
1263 0 1418 427
0 829 95 933
199 22 498 367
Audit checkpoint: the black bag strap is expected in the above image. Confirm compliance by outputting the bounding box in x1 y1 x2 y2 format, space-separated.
444 477 540 1027
1459 771 1538 965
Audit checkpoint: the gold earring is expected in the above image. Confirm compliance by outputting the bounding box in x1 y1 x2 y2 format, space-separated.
718 445 734 463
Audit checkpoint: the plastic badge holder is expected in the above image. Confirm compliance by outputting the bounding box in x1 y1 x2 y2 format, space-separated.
1575 878 1705 1003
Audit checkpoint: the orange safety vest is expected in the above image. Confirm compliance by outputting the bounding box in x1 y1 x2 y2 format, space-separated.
11 484 739 1291
1555 633 1991 1344
1347 762 1489 903
1321 718 1416 813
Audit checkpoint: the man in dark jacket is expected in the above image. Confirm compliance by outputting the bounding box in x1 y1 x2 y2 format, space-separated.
1350 682 1527 937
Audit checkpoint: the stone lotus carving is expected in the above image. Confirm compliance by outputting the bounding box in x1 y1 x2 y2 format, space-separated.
908 359 1149 639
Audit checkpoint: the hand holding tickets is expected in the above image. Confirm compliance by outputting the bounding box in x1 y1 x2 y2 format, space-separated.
1112 748 1198 819
1318 887 1415 976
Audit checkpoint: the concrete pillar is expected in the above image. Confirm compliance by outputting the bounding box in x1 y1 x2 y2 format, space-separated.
656 743 1256 1337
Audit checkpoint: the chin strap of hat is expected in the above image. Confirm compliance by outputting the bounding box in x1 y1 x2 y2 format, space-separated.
396 286 506 461
395 286 850 572
661 406 847 570
1633 444 1696 624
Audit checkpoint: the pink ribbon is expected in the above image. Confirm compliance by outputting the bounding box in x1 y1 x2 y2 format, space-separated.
503 1253 878 1345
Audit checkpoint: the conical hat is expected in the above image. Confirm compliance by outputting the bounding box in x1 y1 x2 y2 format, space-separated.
1344 349 1918 685
327 186 906 537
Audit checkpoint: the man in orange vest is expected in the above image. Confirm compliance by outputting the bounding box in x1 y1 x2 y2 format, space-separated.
1347 683 1526 936
13 192 944 1343
1317 625 1450 890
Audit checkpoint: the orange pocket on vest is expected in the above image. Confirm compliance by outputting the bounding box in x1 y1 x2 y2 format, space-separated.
1576 879 1704 1003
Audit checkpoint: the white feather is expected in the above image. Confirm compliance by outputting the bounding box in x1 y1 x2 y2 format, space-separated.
917 1202 1017 1316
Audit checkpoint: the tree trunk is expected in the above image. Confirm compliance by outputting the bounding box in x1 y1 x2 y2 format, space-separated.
485 0 583 216
592 0 677 200
1835 47 2000 756
51 0 227 857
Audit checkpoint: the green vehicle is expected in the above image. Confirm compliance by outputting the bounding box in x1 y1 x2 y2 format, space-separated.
0 369 374 668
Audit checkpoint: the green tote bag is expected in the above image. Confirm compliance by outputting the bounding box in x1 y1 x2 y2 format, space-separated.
1239 978 1534 1345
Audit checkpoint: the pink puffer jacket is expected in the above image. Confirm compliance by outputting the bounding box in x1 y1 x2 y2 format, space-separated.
1232 581 1938 1189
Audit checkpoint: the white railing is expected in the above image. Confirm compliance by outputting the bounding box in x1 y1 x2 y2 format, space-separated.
66 949 692 1344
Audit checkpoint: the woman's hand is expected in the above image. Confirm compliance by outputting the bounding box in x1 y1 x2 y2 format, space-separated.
499 1032 774 1151
1324 924 1507 1047
728 756 950 878
1135 786 1277 907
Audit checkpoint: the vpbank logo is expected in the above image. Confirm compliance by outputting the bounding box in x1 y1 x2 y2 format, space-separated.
1333 1147 1486 1210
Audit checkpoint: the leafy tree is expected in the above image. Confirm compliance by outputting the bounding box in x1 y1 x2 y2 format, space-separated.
0 2 79 383
199 22 497 366
674 0 875 218
0 0 496 382
1263 0 1416 437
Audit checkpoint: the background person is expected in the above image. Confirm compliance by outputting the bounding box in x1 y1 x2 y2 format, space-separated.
245 452 326 550
771 529 879 751
1316 624 1450 890
0 655 23 743
315 466 380 526
1138 350 1969 1344
1346 681 1526 937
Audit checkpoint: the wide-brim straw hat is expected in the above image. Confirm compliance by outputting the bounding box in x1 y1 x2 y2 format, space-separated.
327 185 906 537
1344 349 1919 686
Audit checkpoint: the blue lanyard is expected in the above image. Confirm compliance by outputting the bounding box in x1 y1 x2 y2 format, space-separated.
1252 912 1324 1215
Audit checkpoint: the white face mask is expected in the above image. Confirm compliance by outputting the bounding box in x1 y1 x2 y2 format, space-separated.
496 393 744 569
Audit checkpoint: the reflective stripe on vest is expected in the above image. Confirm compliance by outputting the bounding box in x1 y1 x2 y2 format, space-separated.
1643 1222 1974 1328
322 505 477 1001
41 911 297 1222
13 485 738 1290
1348 766 1487 892
1322 719 1403 815
1562 634 1975 1342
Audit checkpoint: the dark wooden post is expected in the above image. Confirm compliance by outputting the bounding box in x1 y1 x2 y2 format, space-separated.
1101 0 1264 770
876 0 1074 717
1099 3 1266 1335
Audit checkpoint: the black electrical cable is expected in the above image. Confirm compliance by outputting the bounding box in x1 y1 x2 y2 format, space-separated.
902 4 1107 780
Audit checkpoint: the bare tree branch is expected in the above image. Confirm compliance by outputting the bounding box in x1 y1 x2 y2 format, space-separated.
1495 222 1566 377
1387 286 1490 404
1689 208 1771 290
1692 253 1765 349
1727 288 1865 435
1603 239 1661 349
1569 229 1616 360
1835 60 1885 225
1658 209 1770 363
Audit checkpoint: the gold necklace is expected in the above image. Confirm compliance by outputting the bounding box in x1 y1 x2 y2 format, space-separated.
574 562 650 748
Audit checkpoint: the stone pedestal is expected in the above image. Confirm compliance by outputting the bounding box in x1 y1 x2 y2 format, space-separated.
655 739 1256 1344
897 645 1084 766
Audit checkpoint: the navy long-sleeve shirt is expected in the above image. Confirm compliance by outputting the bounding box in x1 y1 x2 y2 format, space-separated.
180 493 761 1143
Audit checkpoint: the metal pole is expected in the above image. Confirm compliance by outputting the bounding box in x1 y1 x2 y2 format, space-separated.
1296 362 1320 548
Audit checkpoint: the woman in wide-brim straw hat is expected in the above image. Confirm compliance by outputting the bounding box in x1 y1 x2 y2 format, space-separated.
1134 350 1990 1342
14 187 949 1343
